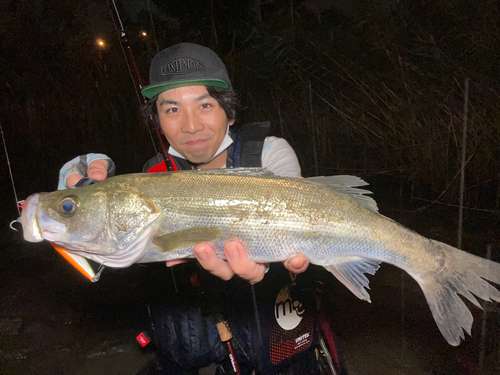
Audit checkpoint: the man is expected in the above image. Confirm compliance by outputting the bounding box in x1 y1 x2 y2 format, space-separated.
59 43 332 374
60 43 309 283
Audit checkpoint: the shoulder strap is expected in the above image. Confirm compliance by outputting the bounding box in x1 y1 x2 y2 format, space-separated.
229 121 270 168
170 155 195 171
142 154 165 173
142 153 195 173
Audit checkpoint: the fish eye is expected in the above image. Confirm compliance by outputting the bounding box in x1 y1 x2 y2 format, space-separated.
59 196 79 216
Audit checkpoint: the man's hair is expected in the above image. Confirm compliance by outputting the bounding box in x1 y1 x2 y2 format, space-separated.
143 86 239 121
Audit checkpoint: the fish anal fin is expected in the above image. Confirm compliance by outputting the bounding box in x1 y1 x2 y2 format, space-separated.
153 227 224 252
324 257 381 302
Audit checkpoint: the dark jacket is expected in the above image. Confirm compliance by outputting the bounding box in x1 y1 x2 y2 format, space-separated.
144 123 323 374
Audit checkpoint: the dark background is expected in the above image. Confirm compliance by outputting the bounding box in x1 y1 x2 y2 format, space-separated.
2 0 500 206
1 0 499 374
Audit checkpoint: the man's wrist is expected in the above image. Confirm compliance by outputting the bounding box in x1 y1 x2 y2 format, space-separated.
73 177 99 188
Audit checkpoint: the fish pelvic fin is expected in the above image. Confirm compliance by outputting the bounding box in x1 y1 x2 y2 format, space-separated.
153 227 224 252
324 257 381 302
410 241 500 346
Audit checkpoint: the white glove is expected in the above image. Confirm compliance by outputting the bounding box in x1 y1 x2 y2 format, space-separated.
57 153 115 190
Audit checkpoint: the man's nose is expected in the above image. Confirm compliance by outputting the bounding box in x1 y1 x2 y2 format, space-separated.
182 111 204 133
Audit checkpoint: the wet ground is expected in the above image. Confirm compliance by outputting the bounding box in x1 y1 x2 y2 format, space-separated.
1 201 499 375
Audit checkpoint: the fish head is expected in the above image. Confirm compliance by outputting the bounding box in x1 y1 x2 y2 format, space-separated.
21 182 162 261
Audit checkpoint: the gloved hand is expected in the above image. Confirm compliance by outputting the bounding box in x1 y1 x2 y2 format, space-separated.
57 153 115 190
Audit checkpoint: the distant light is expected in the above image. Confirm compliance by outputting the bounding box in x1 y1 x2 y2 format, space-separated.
96 39 106 48
141 31 147 37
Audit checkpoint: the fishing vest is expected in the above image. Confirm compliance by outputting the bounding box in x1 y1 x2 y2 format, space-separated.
142 121 271 173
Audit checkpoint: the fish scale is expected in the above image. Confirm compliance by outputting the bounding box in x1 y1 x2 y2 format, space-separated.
19 168 500 347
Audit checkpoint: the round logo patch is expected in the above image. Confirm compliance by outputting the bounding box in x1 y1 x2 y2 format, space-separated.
274 284 305 330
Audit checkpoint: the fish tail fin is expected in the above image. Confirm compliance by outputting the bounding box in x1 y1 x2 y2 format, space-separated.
410 241 500 346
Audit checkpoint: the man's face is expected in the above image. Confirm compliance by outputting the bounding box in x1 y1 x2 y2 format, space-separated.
156 85 234 165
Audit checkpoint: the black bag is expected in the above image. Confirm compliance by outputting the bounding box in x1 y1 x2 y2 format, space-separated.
147 263 328 374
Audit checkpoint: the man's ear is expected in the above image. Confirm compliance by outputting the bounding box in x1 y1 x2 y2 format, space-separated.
228 119 235 127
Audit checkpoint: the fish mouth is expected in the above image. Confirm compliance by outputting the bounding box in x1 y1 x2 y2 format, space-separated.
21 193 68 243
40 228 63 242
21 194 43 242
50 241 95 253
77 223 158 268
37 211 67 242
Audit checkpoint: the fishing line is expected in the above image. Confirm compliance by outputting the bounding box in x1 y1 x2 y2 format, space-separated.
110 0 125 32
1 123 22 215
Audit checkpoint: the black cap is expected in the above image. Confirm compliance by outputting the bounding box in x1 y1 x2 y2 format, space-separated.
141 43 232 99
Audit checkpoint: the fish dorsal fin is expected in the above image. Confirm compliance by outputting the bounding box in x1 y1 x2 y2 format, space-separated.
192 167 275 177
323 257 381 302
154 227 224 252
306 175 378 213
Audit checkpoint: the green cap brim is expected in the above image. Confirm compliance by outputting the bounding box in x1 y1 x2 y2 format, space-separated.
141 79 229 99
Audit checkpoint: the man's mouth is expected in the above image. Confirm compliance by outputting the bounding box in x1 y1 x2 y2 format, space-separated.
185 139 208 147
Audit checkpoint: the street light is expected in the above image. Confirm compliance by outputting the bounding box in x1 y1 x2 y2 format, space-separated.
96 38 106 48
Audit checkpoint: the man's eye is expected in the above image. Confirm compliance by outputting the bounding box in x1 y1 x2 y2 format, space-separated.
201 103 212 109
166 107 178 114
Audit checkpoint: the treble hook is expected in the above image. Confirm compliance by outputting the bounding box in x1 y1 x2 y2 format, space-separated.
10 217 21 232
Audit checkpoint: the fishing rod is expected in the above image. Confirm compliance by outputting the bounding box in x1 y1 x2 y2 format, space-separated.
108 0 175 171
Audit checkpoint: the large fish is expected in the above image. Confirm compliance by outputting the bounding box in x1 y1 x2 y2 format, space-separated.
19 168 500 346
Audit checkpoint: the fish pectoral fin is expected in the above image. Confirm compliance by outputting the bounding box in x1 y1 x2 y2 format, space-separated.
153 227 224 252
324 258 381 302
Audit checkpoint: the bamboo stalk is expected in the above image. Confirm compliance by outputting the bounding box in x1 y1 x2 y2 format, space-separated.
457 78 469 249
